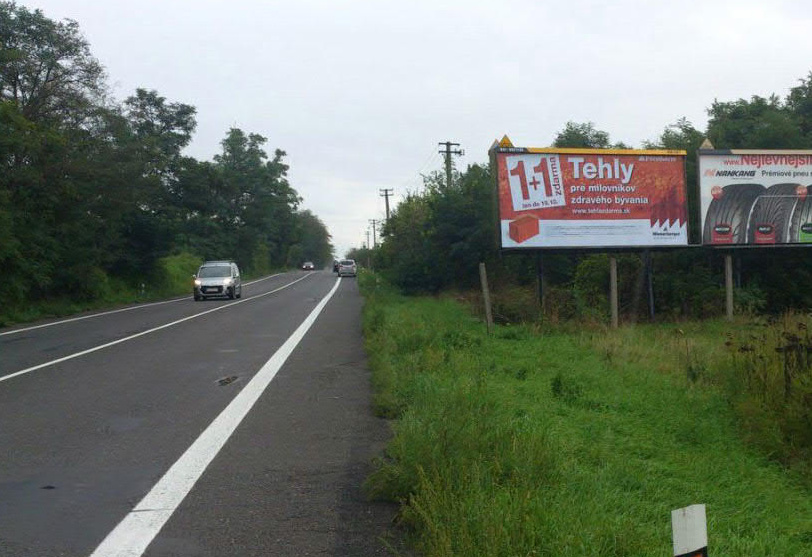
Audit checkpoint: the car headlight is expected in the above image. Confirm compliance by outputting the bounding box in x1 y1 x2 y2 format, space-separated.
194 279 201 286
223 278 233 285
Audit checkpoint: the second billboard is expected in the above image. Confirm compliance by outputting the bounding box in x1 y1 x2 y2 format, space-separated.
700 150 812 245
495 145 688 249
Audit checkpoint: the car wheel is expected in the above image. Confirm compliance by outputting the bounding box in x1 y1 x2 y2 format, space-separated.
228 287 235 300
194 294 201 301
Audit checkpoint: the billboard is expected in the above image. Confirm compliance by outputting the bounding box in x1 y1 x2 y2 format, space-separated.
699 150 812 245
494 143 688 249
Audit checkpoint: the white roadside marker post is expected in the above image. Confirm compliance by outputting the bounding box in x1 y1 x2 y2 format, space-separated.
671 504 708 557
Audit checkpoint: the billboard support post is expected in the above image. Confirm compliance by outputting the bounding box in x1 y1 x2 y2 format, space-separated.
536 252 546 318
479 262 494 335
725 253 734 321
610 256 619 329
645 250 655 321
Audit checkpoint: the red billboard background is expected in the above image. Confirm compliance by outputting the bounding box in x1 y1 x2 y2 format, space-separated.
495 148 687 248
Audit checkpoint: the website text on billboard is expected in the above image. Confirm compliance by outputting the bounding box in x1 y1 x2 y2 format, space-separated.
494 140 688 249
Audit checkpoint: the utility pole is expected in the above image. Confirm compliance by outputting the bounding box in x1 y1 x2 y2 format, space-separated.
438 141 464 189
364 232 372 269
369 219 378 247
380 188 393 220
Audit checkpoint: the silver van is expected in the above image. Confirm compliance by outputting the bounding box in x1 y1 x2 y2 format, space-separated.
193 261 242 301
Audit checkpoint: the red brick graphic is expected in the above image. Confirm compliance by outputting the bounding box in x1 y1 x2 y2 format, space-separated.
509 215 539 243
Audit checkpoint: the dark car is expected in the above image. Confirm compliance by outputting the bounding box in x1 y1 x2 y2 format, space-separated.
333 260 339 273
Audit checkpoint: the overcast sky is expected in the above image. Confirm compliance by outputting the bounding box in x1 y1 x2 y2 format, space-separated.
22 0 812 258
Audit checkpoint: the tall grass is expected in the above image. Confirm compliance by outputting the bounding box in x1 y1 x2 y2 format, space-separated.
360 273 812 556
582 315 812 477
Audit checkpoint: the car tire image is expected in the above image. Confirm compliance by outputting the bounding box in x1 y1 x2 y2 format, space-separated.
703 183 765 245
746 183 803 244
788 186 812 243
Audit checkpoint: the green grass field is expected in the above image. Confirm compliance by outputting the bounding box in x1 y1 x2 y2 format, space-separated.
360 273 812 556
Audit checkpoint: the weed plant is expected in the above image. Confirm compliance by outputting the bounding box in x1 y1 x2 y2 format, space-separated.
360 273 812 556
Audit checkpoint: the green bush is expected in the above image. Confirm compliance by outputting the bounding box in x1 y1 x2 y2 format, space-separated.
63 265 112 302
152 252 202 297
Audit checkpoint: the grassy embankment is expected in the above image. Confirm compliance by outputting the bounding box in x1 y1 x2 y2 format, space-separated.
360 272 812 556
0 252 202 327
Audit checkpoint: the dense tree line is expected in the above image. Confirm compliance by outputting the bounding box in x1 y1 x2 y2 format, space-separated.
373 73 812 320
0 2 332 313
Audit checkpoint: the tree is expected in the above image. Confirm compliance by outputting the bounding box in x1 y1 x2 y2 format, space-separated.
553 121 613 148
124 88 196 186
706 95 805 149
206 128 300 271
0 1 106 125
377 192 436 292
119 89 198 265
288 210 333 269
786 72 812 141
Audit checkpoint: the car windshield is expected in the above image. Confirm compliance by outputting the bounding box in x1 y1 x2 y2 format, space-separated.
198 266 231 278
340 260 354 265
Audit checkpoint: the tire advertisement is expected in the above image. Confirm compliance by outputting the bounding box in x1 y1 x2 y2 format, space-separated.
699 150 812 245
494 144 688 249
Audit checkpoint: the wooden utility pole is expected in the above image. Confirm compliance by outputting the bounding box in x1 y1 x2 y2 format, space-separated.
438 141 464 189
369 219 378 247
380 188 393 220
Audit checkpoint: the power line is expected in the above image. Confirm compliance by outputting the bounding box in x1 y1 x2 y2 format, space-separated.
399 149 442 193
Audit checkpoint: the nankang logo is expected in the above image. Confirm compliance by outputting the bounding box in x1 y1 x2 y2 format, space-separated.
714 224 731 234
757 224 774 234
704 170 757 177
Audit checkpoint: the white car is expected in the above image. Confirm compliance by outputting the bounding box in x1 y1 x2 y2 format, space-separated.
193 261 242 301
302 261 315 270
337 259 357 277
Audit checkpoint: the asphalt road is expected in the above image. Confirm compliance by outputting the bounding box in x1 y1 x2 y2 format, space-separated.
0 271 402 556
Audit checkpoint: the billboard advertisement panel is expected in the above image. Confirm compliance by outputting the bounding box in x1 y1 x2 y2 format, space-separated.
494 144 688 249
699 150 812 246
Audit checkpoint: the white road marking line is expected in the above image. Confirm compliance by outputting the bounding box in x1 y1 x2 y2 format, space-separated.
0 274 312 384
0 273 286 337
88 277 342 557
